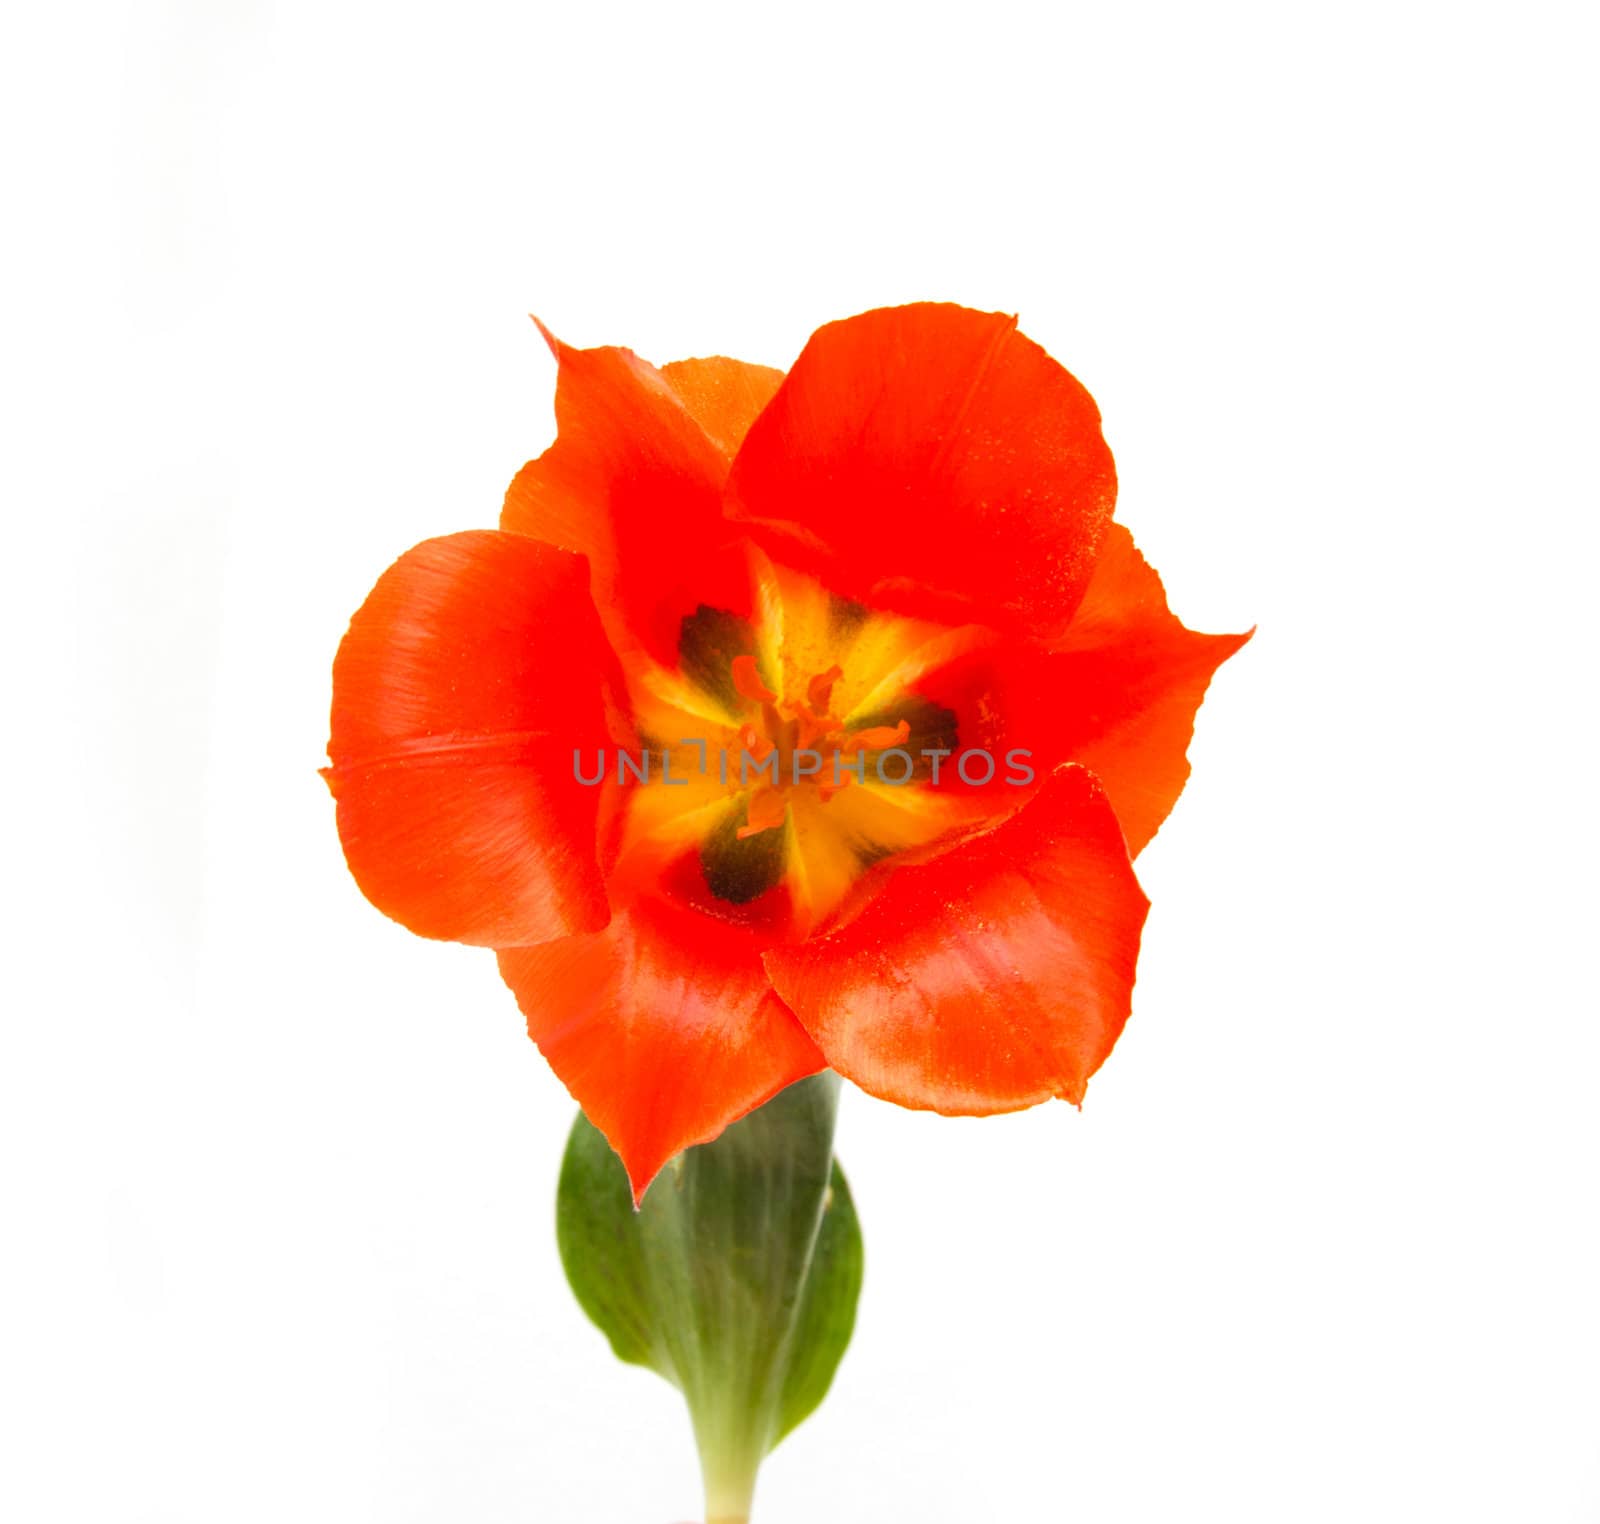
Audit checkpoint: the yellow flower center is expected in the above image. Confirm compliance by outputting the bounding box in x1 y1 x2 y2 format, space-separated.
612 556 988 934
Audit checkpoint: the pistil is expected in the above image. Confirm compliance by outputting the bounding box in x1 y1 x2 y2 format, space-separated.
729 656 894 840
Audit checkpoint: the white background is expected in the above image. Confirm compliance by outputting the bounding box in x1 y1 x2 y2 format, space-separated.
4 2 1597 1520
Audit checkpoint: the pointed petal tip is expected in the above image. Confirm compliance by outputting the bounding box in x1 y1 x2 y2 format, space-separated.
1207 622 1255 664
529 314 563 357
562 1100 668 1209
624 1149 666 1209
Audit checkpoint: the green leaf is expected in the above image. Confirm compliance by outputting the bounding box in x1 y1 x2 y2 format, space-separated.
773 1158 862 1444
556 1073 863 1521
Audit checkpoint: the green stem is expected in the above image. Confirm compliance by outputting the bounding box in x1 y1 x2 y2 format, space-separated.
696 1415 764 1523
703 1468 757 1524
685 1073 842 1522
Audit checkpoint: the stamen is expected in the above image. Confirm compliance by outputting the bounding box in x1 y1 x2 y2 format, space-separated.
806 665 843 713
843 718 911 751
731 654 777 704
737 786 789 839
818 773 854 804
737 722 774 762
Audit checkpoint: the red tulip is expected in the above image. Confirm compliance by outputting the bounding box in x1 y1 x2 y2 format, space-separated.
325 303 1248 1201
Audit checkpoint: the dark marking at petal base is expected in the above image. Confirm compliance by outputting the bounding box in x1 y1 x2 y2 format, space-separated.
701 799 789 904
848 838 900 872
827 594 871 645
679 606 766 715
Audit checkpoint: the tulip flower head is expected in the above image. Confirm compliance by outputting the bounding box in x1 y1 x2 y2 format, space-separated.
325 303 1249 1200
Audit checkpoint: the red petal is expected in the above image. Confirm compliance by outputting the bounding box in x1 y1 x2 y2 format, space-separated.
325 531 615 947
498 897 826 1202
658 355 784 458
763 766 1149 1114
501 330 770 664
874 526 1250 852
1041 524 1252 854
724 303 1116 644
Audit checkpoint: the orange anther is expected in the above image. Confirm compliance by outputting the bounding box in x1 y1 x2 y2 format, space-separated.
737 787 789 840
844 718 911 751
737 722 774 762
806 665 843 713
731 654 777 704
